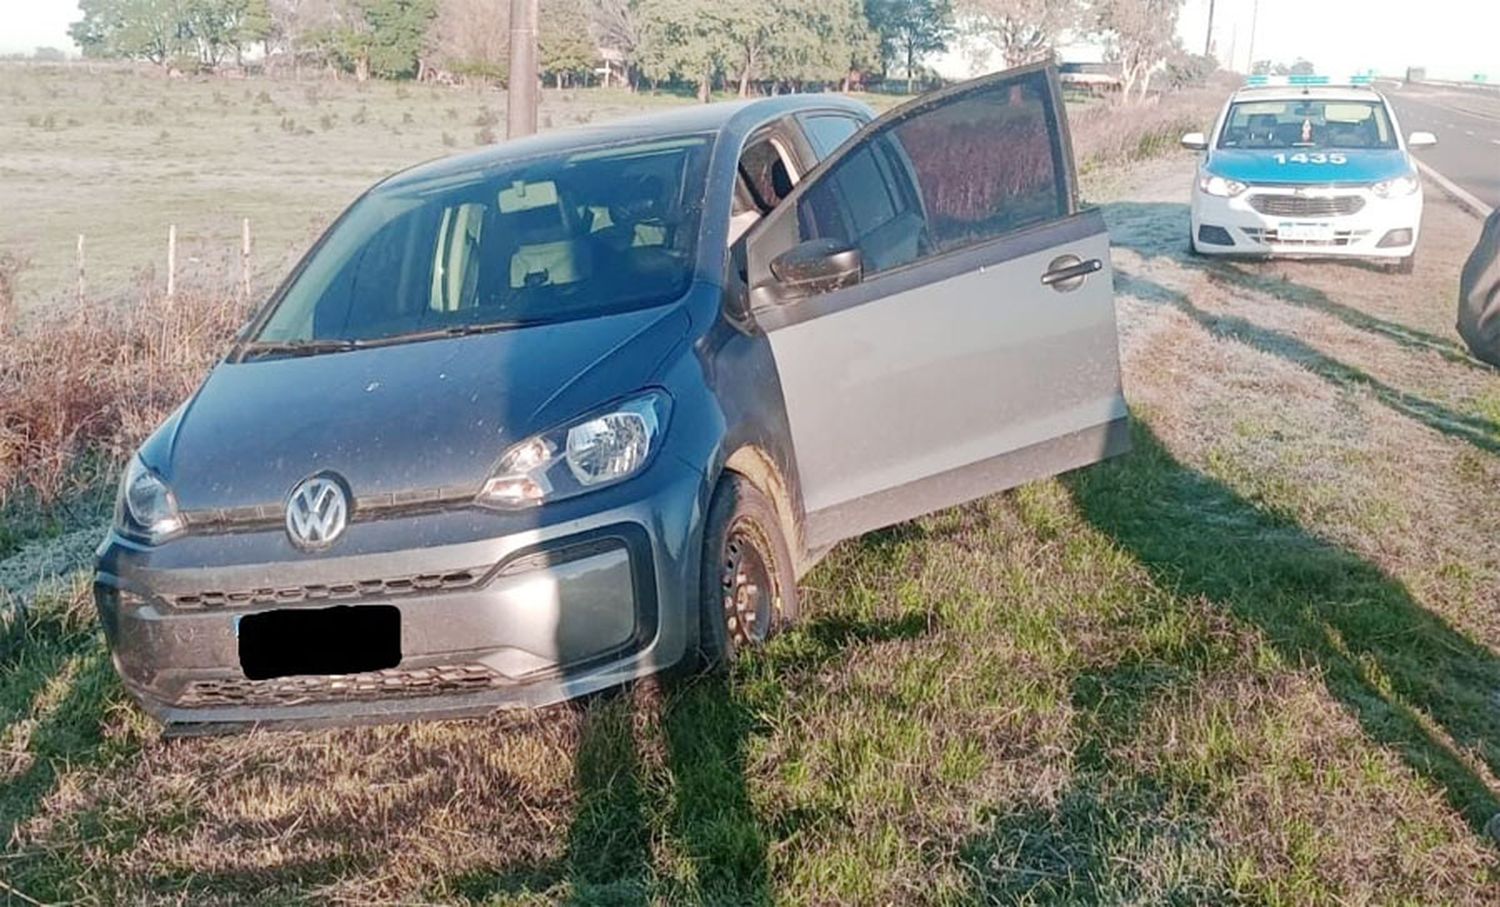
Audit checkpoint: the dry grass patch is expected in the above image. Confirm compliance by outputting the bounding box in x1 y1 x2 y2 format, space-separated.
0 278 249 509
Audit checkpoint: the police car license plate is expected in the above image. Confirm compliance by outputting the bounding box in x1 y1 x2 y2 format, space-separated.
1278 221 1335 242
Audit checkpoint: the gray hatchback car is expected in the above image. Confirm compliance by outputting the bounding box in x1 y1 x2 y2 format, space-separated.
95 62 1128 733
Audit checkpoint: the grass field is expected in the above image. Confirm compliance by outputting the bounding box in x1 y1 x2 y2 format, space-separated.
0 64 703 310
0 63 1203 313
5 65 1498 904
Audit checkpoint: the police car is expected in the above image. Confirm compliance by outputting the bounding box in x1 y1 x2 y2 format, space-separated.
1181 75 1437 272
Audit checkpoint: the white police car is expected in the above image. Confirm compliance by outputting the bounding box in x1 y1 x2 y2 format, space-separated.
1181 75 1437 272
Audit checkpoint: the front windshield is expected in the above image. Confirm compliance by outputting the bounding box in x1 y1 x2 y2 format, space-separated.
1217 99 1396 150
254 133 712 345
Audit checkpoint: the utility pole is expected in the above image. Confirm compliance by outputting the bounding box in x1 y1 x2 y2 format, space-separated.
1246 0 1260 73
507 0 539 139
1204 0 1216 58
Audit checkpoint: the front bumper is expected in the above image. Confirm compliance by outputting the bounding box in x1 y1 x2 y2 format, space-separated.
94 456 707 733
1190 184 1422 260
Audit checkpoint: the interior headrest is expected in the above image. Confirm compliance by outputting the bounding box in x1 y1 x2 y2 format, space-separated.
610 175 667 224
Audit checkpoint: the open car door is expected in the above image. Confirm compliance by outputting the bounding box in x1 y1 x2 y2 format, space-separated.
745 62 1129 550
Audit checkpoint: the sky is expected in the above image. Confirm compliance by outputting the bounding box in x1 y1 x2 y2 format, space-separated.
1177 0 1499 80
0 0 81 56
1 0 1496 81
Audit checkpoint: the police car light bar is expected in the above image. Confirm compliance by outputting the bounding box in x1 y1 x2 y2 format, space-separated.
1244 74 1376 88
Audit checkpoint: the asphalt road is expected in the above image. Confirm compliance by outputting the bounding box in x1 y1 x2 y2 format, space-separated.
1385 85 1500 210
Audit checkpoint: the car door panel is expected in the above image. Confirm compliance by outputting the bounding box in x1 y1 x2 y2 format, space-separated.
747 63 1129 549
766 212 1125 547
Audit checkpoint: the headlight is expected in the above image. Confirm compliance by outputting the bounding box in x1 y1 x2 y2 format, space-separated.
115 456 185 543
1372 174 1420 198
1197 174 1248 198
476 391 670 509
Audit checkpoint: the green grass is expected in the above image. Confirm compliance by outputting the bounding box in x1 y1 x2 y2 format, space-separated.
3 415 1496 902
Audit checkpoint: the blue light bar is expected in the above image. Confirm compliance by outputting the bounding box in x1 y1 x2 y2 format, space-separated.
1244 74 1375 88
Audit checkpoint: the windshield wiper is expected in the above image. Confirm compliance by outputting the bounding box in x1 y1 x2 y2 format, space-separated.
357 320 549 347
237 338 365 361
236 321 547 359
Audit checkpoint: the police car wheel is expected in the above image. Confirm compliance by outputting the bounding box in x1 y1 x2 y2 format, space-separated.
1393 255 1415 275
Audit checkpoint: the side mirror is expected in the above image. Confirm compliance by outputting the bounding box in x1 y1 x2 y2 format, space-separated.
1180 132 1208 151
1407 131 1437 149
754 238 862 305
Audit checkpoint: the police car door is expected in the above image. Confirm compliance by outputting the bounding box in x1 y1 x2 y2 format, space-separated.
745 63 1129 549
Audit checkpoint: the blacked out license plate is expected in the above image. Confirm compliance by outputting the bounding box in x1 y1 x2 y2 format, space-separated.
237 605 401 681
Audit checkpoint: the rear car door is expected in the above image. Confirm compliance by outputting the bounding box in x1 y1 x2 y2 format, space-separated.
745 63 1128 549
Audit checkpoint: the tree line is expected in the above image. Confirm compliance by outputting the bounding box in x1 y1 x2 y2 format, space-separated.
69 0 1204 100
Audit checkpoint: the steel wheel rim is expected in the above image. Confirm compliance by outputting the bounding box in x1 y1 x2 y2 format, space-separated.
721 521 775 647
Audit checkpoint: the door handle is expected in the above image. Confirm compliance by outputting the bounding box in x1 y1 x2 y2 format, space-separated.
1040 255 1103 292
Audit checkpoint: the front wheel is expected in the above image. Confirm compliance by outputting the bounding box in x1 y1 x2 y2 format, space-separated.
698 475 799 667
1392 254 1415 275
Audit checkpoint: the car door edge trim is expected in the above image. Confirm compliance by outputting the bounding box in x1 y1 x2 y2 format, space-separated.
803 414 1131 550
754 208 1107 332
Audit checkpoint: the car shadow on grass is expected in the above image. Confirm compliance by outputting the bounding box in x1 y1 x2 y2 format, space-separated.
0 644 134 897
1100 200 1492 373
1106 244 1500 455
436 608 930 904
957 653 1232 901
1067 419 1500 834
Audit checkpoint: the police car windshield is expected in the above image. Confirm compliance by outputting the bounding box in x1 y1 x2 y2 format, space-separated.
1217 99 1396 151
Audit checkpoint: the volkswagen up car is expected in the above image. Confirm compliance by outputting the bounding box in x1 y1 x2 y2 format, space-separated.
1181 75 1437 272
95 63 1129 733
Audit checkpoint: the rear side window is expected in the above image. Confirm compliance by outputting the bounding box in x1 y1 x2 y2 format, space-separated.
794 70 1068 278
800 114 862 158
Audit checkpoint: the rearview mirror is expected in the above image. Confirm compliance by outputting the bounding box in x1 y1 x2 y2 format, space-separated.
1407 131 1437 149
1180 132 1208 151
754 238 862 305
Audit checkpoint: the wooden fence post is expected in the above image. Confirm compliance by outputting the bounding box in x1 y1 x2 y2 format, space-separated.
241 218 251 300
166 224 176 300
75 234 85 303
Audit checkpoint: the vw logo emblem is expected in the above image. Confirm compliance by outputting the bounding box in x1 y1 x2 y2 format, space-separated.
286 475 349 550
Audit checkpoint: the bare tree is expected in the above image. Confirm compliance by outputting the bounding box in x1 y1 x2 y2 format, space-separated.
960 0 1082 69
1096 0 1182 102
590 0 638 86
266 0 339 73
427 0 510 80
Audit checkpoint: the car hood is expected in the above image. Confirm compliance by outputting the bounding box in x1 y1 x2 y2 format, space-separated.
153 306 691 512
1207 148 1412 184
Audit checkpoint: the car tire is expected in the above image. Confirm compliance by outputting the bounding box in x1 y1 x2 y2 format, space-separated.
698 474 799 668
1393 254 1415 275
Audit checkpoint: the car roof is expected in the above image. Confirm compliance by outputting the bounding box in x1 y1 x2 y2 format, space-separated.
1228 85 1386 104
380 94 874 191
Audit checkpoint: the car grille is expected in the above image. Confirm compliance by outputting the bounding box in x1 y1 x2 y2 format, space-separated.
1241 228 1371 248
175 663 506 707
1248 194 1365 217
170 568 485 610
